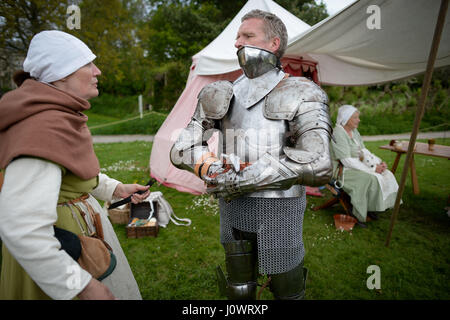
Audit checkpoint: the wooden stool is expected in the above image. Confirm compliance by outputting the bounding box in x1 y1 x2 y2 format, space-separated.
312 161 352 216
312 183 352 215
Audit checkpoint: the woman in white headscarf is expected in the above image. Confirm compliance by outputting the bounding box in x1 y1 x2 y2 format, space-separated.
0 31 149 300
330 105 399 226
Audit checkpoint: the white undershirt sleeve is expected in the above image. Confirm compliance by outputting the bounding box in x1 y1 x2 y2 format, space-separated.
363 148 382 164
0 157 92 300
90 173 121 202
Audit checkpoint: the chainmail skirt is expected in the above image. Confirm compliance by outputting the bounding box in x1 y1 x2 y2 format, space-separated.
219 192 306 275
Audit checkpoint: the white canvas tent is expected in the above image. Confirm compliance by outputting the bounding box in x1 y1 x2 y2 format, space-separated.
285 0 450 86
149 0 450 195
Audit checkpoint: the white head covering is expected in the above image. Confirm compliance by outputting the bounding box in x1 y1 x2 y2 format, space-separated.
23 30 96 83
337 104 358 126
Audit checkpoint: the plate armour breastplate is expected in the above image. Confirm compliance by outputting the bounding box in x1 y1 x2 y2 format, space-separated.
221 68 304 198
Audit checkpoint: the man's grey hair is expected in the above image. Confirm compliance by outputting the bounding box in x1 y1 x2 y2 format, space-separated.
241 9 288 58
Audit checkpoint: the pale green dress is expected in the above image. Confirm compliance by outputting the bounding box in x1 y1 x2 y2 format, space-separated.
0 167 142 300
330 126 398 222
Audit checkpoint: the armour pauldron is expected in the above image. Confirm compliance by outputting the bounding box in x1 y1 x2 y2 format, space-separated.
199 76 330 122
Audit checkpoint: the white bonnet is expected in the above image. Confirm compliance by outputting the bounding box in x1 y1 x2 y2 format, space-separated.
337 104 358 126
23 30 96 83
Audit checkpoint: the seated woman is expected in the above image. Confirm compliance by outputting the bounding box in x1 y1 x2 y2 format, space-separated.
0 31 150 300
330 105 399 226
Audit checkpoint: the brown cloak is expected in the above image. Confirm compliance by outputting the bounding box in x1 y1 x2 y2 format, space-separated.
0 79 99 180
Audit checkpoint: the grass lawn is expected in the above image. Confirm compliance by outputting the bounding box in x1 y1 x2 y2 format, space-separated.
94 138 450 300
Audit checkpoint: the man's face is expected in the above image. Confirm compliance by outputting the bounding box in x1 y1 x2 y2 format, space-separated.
234 18 279 54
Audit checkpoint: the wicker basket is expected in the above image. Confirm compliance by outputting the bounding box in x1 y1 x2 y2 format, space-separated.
126 222 159 238
107 203 130 225
126 201 159 238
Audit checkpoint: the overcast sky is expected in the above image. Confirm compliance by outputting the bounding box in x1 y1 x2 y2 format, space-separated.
316 0 357 15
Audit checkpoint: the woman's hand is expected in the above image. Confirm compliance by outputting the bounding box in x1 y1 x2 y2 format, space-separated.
77 278 116 300
113 183 150 204
375 163 386 174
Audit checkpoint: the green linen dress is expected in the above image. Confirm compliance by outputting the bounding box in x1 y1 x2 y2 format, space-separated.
330 126 397 222
0 165 141 299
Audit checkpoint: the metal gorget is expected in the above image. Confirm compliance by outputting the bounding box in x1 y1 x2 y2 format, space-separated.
237 45 281 79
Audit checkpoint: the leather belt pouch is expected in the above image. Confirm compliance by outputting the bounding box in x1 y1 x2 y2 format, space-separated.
54 226 116 281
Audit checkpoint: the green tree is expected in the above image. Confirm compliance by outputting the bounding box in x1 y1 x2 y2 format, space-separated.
143 2 222 64
141 1 226 110
0 0 70 89
0 0 150 95
0 0 69 55
76 0 150 95
275 0 328 25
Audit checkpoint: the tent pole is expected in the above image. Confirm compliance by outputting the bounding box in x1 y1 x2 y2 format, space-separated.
385 0 449 247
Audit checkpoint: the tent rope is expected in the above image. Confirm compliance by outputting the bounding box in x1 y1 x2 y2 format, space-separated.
88 111 165 130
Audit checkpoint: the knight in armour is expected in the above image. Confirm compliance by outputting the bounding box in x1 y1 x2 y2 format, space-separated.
171 9 332 300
